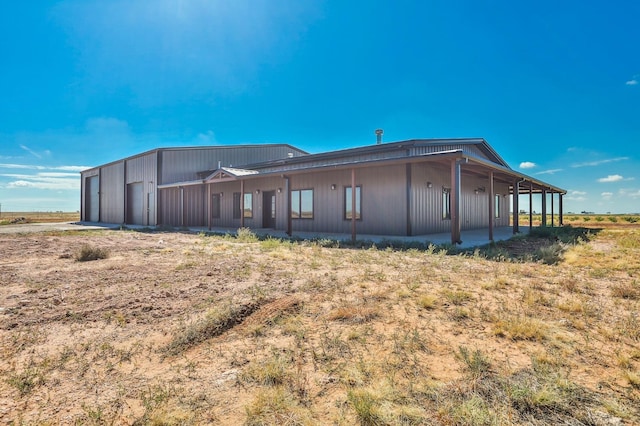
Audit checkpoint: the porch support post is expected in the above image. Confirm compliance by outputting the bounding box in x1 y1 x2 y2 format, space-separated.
351 168 357 243
559 193 564 226
285 176 292 236
541 188 547 227
180 186 184 227
551 190 555 227
451 160 461 244
207 183 211 230
122 160 127 225
529 184 533 231
406 164 412 236
240 180 245 228
488 171 494 241
513 180 520 234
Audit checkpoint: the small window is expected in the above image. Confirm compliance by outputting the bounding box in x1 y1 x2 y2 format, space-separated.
495 194 501 218
442 188 451 220
344 186 362 220
212 194 221 219
291 189 313 219
243 192 253 218
233 192 253 219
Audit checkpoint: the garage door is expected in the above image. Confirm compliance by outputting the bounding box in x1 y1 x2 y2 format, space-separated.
85 176 99 222
127 182 144 225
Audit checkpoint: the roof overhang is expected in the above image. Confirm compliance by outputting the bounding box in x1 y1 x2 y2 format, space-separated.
158 150 565 195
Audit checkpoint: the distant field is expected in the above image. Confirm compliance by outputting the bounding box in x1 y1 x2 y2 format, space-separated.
0 211 79 225
517 214 640 228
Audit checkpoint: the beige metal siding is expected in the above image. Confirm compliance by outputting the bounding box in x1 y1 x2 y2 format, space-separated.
160 146 306 184
158 187 181 226
287 165 407 236
99 162 125 224
410 163 452 234
410 144 489 161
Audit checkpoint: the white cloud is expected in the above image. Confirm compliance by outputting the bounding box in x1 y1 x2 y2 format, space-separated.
601 192 613 200
0 163 90 172
598 175 624 183
519 161 536 169
571 157 629 168
20 144 43 159
5 175 80 190
565 190 587 201
619 188 640 198
626 79 638 86
54 165 91 172
196 130 217 144
1 168 83 191
535 169 563 175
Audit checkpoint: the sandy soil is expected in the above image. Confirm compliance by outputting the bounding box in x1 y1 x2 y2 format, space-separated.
1 227 639 424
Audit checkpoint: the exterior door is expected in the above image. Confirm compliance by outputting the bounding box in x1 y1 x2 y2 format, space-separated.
126 182 144 225
262 191 276 228
85 176 99 222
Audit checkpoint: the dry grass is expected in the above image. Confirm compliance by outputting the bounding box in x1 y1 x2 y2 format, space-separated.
0 211 79 224
1 225 640 424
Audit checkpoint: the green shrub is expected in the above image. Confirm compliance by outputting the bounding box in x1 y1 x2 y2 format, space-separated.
236 227 258 242
75 244 109 261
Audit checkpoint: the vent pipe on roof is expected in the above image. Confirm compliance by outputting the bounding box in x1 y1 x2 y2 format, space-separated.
375 129 384 144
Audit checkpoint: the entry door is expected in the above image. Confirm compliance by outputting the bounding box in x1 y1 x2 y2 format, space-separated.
85 176 99 222
127 182 144 225
262 191 276 228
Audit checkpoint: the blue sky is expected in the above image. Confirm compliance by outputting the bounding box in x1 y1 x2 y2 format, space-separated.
1 0 639 213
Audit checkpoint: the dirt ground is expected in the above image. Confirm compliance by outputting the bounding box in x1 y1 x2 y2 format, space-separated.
1 226 639 424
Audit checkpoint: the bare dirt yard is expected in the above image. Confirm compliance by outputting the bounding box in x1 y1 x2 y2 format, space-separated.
1 224 639 425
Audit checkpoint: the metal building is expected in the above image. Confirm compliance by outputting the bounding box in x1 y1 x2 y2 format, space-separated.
80 138 566 244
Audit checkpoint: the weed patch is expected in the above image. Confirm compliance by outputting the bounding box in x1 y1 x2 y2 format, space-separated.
75 244 109 261
164 302 263 355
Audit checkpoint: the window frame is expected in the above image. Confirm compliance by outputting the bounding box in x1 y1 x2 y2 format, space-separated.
291 188 314 219
344 185 362 221
442 187 451 220
494 194 501 219
233 192 254 219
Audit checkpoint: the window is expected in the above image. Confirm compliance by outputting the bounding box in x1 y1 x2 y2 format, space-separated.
211 193 221 219
344 186 362 220
291 189 313 219
495 194 501 218
233 192 241 219
233 192 253 219
442 188 451 220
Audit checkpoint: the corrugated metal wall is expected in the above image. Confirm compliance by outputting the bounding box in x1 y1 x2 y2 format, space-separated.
409 143 488 160
125 152 157 225
160 146 306 184
286 165 407 236
410 163 511 234
99 162 125 224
